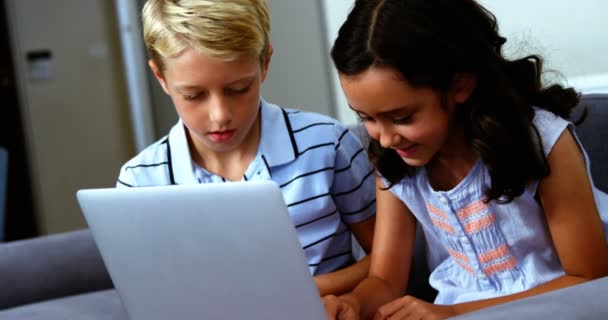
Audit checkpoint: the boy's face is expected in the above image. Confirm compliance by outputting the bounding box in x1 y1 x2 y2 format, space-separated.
150 48 271 157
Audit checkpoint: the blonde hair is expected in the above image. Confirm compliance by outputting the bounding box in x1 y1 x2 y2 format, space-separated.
142 0 271 70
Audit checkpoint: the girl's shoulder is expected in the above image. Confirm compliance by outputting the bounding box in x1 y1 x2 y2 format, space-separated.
532 108 571 157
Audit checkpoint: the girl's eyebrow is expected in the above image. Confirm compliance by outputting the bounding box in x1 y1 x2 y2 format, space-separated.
349 104 415 117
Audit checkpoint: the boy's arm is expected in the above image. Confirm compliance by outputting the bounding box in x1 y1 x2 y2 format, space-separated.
314 216 375 296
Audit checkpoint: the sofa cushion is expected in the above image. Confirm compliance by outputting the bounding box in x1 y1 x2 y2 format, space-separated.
0 290 127 320
0 229 112 309
575 94 608 193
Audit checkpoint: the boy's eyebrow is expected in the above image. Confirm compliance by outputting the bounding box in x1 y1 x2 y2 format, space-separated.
225 75 256 86
174 75 257 91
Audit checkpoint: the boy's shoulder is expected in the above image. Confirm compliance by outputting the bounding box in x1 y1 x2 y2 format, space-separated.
282 107 347 134
121 135 171 170
117 132 174 187
282 107 337 121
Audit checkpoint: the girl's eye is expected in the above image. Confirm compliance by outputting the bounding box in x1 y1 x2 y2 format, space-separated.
357 114 374 123
183 95 198 101
393 115 411 124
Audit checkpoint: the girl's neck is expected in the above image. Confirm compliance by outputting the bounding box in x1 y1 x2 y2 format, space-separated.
425 127 478 191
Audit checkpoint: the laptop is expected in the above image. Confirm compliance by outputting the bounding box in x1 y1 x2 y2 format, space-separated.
76 181 327 320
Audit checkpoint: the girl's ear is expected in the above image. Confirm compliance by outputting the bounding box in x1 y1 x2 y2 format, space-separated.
451 73 477 103
148 59 170 95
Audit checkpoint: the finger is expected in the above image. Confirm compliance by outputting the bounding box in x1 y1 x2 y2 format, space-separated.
338 304 358 320
375 296 415 319
386 306 418 320
323 295 341 320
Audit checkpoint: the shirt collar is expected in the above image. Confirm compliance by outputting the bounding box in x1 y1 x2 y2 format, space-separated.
167 98 297 184
167 119 198 185
258 98 298 167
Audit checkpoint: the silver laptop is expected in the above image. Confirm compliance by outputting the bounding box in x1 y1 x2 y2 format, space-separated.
77 181 326 320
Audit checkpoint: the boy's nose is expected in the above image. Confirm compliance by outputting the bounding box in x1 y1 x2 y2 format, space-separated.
208 98 232 126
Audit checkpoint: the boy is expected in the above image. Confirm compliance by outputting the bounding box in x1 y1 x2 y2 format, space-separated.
116 0 376 296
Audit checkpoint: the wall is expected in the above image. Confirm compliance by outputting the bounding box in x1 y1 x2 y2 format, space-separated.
6 0 134 234
479 0 608 79
262 0 334 116
322 0 608 125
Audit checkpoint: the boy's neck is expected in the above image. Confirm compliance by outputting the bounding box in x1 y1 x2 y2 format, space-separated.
189 118 261 181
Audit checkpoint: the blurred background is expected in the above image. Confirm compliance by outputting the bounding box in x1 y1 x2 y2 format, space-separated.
0 0 606 240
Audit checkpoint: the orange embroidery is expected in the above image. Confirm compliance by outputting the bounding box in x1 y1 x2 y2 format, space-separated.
479 245 510 264
427 203 449 220
431 217 455 234
464 214 495 234
427 202 455 234
457 200 489 220
448 248 469 263
453 257 475 274
483 256 517 276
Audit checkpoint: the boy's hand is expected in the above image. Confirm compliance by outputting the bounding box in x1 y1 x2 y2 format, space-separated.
374 295 456 320
323 294 359 320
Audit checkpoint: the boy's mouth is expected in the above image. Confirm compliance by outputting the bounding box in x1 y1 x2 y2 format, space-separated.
208 129 236 142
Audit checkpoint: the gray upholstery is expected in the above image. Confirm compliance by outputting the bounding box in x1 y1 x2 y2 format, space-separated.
0 147 7 241
0 290 127 320
451 276 608 320
0 229 113 310
573 94 608 192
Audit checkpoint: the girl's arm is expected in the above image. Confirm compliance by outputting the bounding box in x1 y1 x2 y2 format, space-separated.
452 128 608 314
314 216 375 296
325 176 417 319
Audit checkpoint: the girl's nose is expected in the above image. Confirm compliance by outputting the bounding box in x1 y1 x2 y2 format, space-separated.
378 125 401 149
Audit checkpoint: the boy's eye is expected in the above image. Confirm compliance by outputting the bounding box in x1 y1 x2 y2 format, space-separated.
226 85 251 95
183 94 199 101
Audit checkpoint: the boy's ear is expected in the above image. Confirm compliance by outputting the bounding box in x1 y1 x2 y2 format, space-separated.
451 73 477 103
148 59 170 94
261 45 273 82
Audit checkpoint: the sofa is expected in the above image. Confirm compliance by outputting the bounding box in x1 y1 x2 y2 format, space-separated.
0 94 605 319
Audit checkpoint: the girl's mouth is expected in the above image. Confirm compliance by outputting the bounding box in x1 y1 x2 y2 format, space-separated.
395 144 418 158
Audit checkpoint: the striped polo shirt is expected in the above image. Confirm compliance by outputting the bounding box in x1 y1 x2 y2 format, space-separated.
116 99 376 275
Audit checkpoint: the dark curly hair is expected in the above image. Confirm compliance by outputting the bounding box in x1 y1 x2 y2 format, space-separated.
331 0 580 202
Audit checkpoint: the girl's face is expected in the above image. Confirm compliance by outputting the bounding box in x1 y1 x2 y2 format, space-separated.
339 67 472 167
150 47 271 156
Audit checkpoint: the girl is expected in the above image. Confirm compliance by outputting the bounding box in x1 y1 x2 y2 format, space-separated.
323 0 608 319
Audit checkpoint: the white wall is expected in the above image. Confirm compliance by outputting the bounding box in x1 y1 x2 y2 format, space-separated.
478 0 608 92
322 0 608 125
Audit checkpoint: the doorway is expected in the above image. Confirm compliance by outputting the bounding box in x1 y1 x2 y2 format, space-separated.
0 0 38 240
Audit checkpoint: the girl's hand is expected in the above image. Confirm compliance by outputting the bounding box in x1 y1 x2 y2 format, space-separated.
323 294 360 320
373 295 456 320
